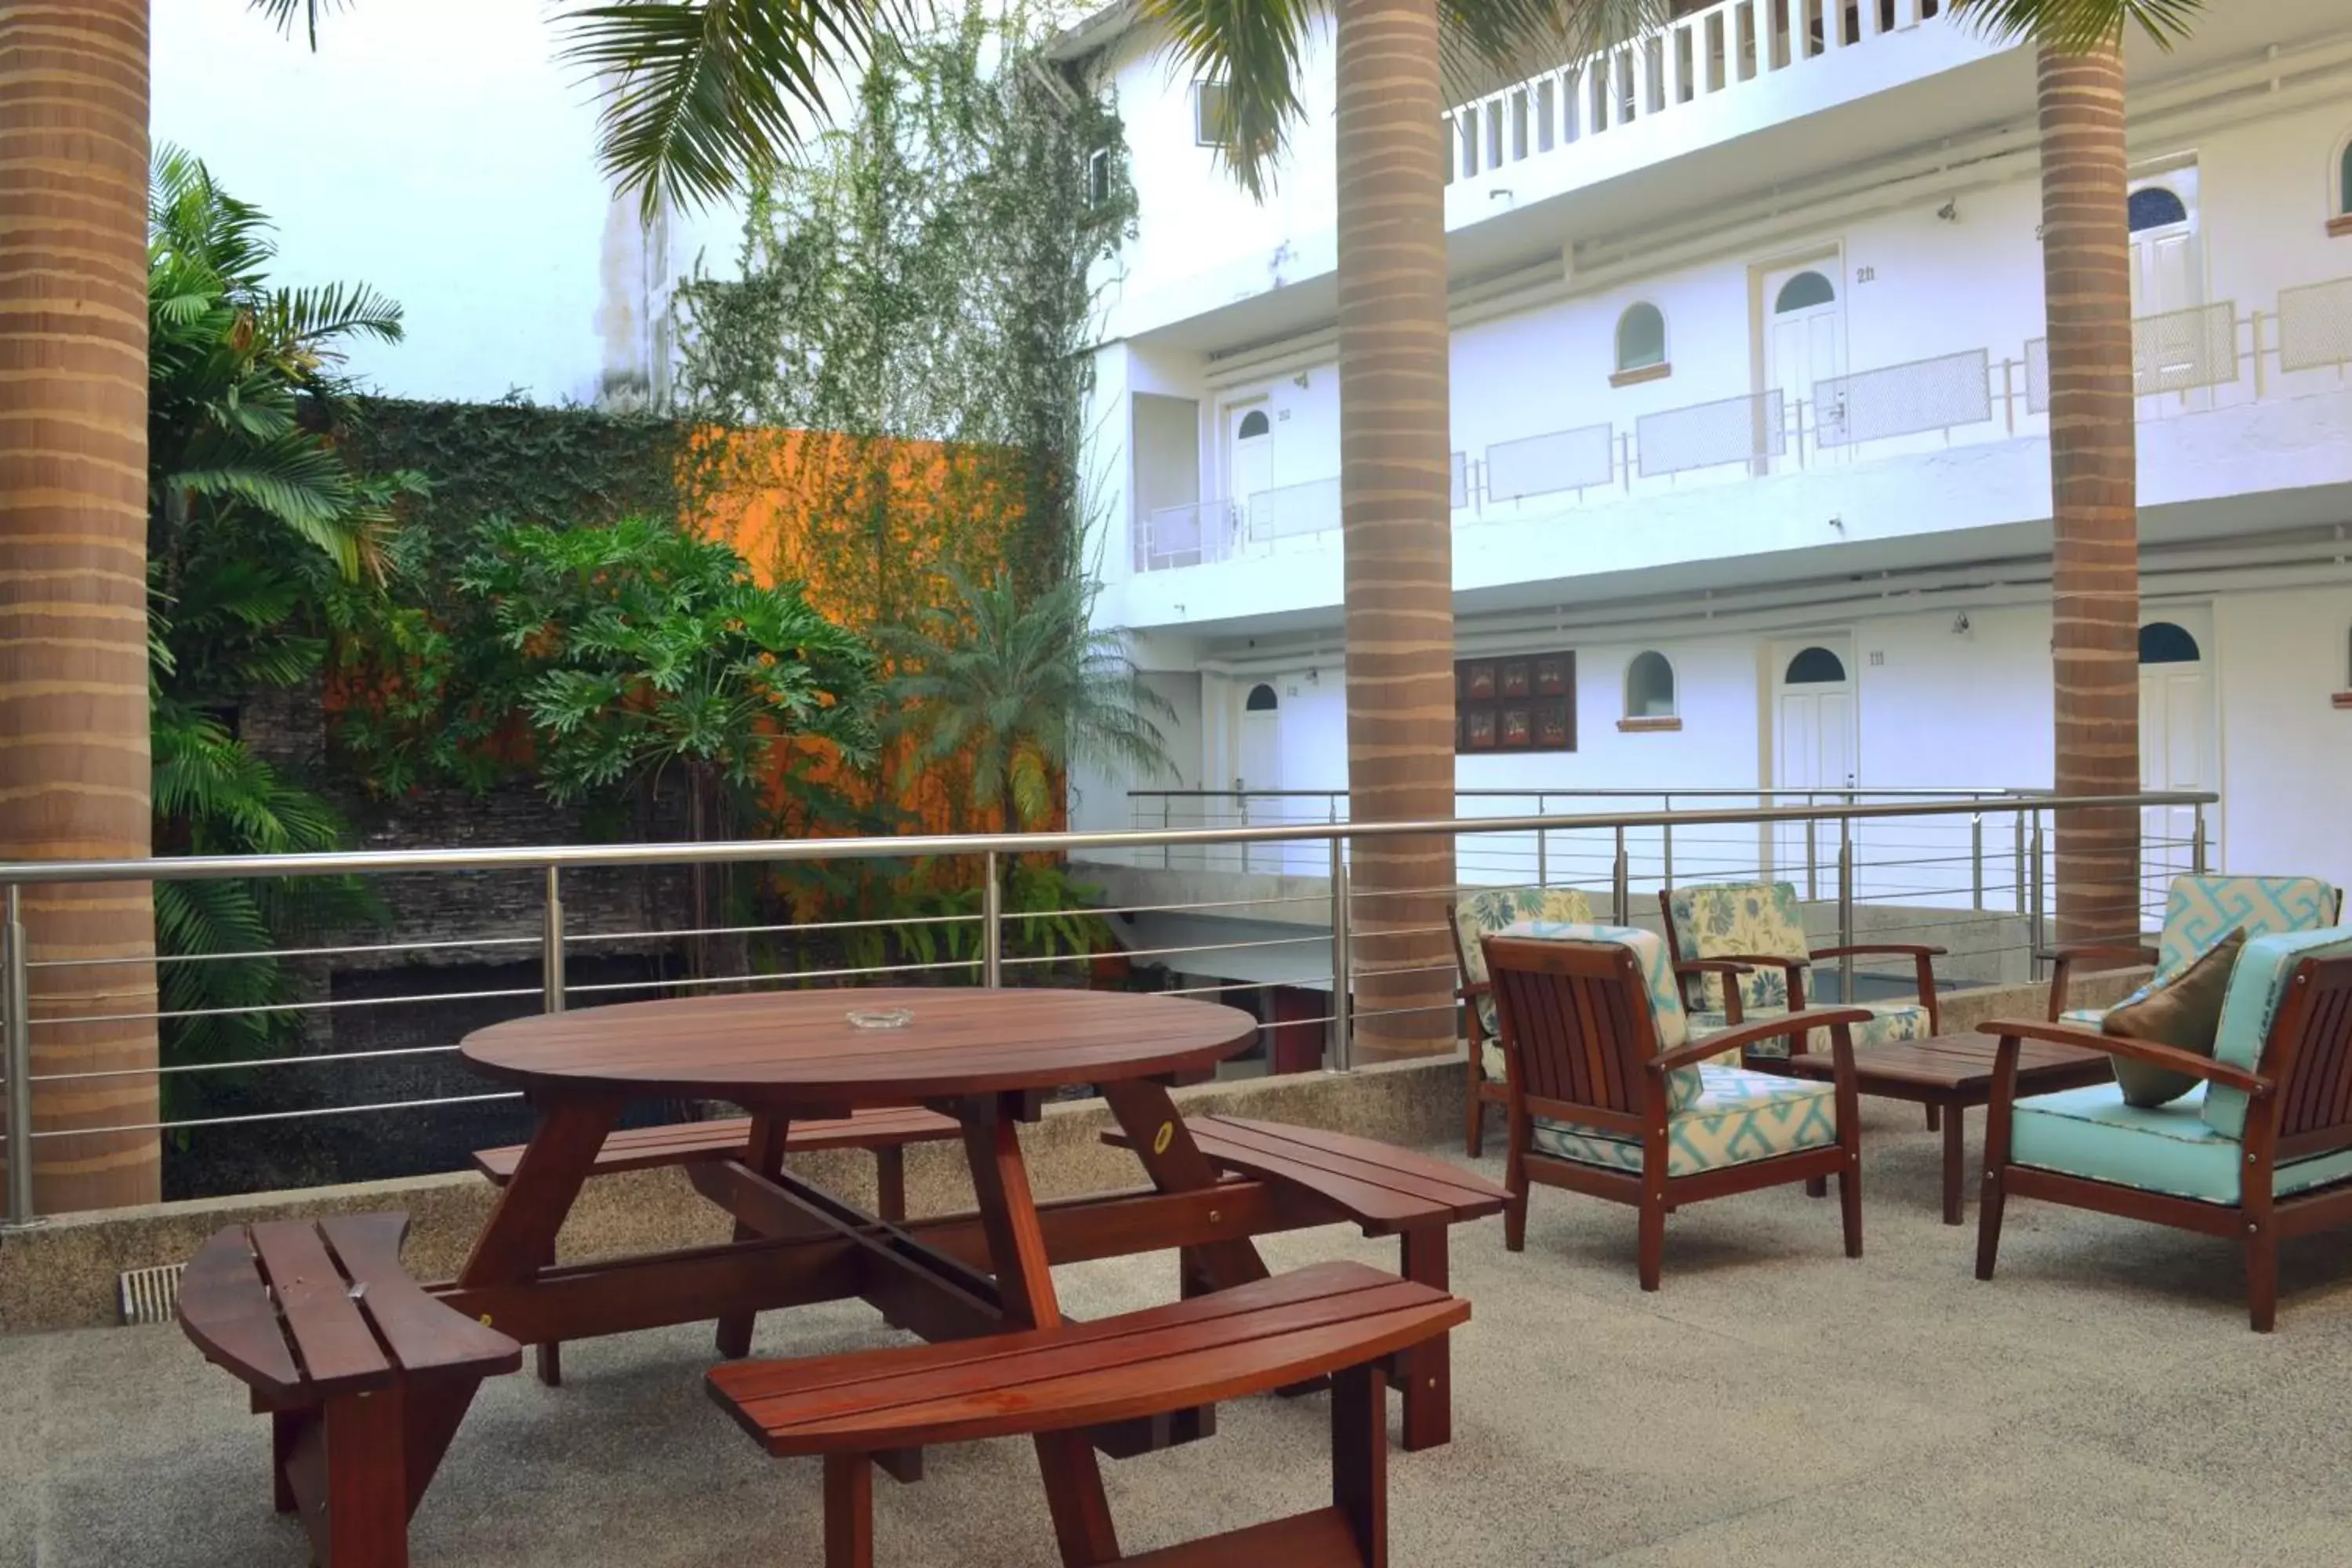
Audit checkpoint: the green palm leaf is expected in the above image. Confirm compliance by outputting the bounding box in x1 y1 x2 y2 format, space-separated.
1947 0 2202 50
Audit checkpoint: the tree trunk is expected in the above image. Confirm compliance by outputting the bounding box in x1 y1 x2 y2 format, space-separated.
2036 39 2141 944
0 0 160 1210
1333 0 1457 1063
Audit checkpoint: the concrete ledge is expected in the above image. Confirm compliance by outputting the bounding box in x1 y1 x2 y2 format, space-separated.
0 967 2144 1336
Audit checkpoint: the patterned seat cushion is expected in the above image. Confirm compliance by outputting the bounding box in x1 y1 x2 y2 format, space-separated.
1689 999 1932 1060
1533 1065 1839 1178
1455 887 1594 1080
2082 876 2340 1029
1663 881 1809 1014
1489 921 1706 1113
2010 1082 2352 1206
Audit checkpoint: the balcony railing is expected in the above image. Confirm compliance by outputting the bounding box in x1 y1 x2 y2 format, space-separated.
1127 276 2352 571
1443 0 1948 187
0 789 2209 1223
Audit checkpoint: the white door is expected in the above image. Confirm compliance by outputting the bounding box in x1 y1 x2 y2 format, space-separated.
2128 169 2202 318
1238 683 1283 872
1227 403 1273 546
1764 263 1845 465
2139 614 2216 913
1772 641 1857 892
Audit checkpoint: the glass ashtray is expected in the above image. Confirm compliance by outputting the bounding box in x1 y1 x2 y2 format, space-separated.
846 1007 913 1031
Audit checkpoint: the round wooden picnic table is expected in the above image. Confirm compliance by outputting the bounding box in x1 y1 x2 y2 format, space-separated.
454 985 1268 1565
460 985 1257 1107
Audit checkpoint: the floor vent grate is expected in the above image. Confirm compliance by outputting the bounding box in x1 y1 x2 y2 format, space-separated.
119 1262 186 1327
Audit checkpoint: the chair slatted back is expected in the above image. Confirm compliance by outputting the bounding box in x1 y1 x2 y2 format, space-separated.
1483 937 1660 1135
2273 956 2352 1160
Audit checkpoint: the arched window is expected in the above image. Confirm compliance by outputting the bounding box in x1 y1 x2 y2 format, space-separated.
1784 646 1847 684
1244 682 1279 711
1236 409 1270 441
1624 652 1675 717
2129 186 2190 233
1775 270 1837 314
2139 622 2201 665
1615 303 1667 373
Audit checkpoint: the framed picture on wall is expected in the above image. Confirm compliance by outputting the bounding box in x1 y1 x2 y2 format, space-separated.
1537 700 1572 748
1456 652 1575 754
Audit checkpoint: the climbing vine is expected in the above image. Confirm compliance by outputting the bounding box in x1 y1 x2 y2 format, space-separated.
672 0 1136 604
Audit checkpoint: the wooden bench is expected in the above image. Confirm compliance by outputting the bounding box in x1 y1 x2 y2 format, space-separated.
706 1261 1468 1567
179 1211 521 1568
474 1106 960 1382
1103 1113 1506 1450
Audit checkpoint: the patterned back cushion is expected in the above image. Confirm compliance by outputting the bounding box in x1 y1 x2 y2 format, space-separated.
1664 881 1809 1014
2156 877 2337 977
1453 887 1595 988
2202 928 2352 1139
1494 921 1705 1112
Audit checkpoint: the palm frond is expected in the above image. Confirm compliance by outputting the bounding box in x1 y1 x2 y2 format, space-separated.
247 0 347 49
1947 0 2203 50
559 0 928 218
1139 0 1316 201
267 281 405 358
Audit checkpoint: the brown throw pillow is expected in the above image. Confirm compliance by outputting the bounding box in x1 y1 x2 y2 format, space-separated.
2101 929 2244 1108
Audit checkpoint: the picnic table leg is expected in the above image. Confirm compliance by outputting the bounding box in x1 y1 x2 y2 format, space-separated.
963 1095 1122 1568
1098 1080 1271 1293
272 1409 303 1513
875 1145 908 1224
1942 1100 1966 1226
457 1097 622 1290
535 1237 563 1386
1397 1227 1450 1452
825 1453 875 1568
717 1112 792 1359
1332 1363 1390 1568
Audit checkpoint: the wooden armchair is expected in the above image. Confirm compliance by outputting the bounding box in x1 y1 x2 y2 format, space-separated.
2044 873 2341 1024
1657 880 1946 1062
1447 891 1747 1158
1980 930 2352 1330
1482 927 1868 1290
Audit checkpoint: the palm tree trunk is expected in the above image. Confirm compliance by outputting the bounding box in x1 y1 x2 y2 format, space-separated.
0 0 160 1210
2036 39 2141 945
1334 0 1457 1063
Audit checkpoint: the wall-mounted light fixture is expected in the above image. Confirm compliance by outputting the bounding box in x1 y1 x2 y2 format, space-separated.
1952 613 1972 636
1936 199 1960 223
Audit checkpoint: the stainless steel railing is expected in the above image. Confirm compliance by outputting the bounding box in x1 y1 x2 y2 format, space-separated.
0 789 2212 1227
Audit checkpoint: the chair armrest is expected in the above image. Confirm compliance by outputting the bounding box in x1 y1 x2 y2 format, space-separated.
1701 952 1809 975
1460 979 1490 1000
1653 1007 1872 1072
1812 943 1949 960
1976 1018 2271 1098
1673 960 1755 978
2046 943 2159 969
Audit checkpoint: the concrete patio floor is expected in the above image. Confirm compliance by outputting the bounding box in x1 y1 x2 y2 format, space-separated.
7 1104 2352 1567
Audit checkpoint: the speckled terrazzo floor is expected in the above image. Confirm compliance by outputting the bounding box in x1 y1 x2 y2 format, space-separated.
7 1103 2351 1567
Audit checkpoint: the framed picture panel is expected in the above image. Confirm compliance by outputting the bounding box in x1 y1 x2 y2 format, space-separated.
1457 651 1574 753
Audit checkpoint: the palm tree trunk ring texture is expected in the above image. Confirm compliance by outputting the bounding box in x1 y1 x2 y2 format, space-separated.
0 0 162 1209
1335 0 1458 1062
2038 38 2142 945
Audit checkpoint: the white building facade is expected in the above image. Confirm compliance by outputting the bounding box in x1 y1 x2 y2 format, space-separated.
1060 0 2352 898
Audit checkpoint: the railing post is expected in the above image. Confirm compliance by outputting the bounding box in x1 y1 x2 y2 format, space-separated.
2013 811 2027 915
2028 815 2048 980
3 883 35 1231
1971 812 1985 910
1661 794 1675 889
2192 802 2209 876
1612 826 1631 927
1837 819 1857 1006
1161 797 1172 870
1329 837 1353 1073
1805 814 1819 902
540 866 566 1014
982 851 1004 989
1535 798 1548 889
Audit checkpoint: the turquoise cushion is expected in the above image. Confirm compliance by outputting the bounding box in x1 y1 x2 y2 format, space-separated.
2012 1081 2352 1205
1534 1065 1839 1178
1690 1000 1931 1060
2204 929 2352 1138
2153 875 2336 976
1500 921 1704 1113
